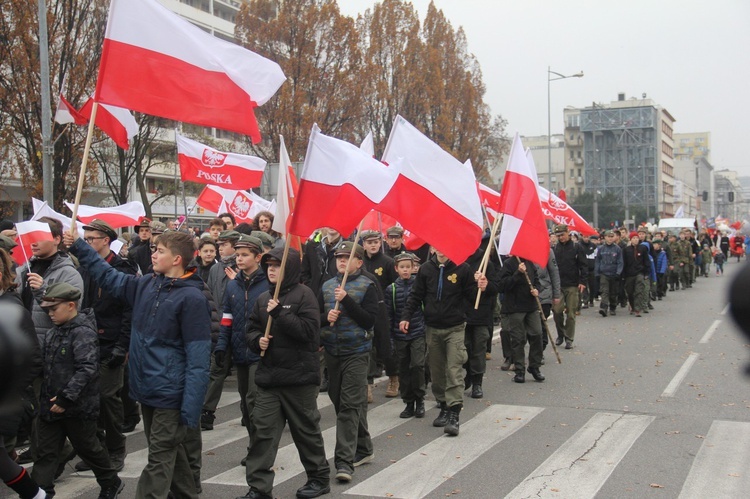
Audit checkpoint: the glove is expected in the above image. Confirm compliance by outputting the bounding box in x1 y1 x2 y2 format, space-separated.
107 346 127 368
214 350 225 369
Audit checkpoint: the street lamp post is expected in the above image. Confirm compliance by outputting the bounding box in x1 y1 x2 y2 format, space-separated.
547 67 584 194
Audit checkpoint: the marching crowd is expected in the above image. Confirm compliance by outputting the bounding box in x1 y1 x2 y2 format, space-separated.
0 213 745 499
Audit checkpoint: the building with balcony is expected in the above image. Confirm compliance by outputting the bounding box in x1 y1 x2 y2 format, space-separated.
674 131 711 163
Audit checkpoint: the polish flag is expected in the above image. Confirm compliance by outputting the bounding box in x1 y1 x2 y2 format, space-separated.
13 221 55 266
272 136 301 250
64 201 146 229
196 186 273 224
79 97 139 150
496 134 549 266
380 115 483 264
289 125 399 238
478 181 502 225
360 210 426 251
31 199 84 234
176 134 266 190
537 186 597 236
54 94 87 125
95 0 286 144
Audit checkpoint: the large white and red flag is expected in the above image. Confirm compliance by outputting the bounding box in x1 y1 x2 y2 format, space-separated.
477 180 502 224
95 0 285 144
496 134 549 266
289 125 399 238
176 134 266 190
537 186 597 235
54 94 87 125
31 199 84 234
196 186 273 224
359 210 426 251
79 97 139 150
272 136 301 250
380 115 483 264
64 201 145 229
13 221 55 266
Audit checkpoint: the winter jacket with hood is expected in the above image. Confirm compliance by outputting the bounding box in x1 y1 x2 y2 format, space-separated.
70 238 211 428
40 309 100 421
216 267 268 365
247 247 321 387
17 251 84 341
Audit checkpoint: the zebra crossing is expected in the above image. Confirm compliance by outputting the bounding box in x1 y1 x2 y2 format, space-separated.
34 390 750 499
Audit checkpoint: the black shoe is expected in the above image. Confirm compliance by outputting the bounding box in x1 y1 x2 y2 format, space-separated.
121 418 140 433
400 401 415 418
201 410 215 431
55 449 77 479
565 341 573 350
599 309 607 317
241 456 247 466
513 370 525 383
501 357 512 370
444 405 461 436
335 467 353 483
610 309 616 316
433 403 449 427
320 370 329 393
15 449 33 465
353 451 374 467
555 336 564 346
464 375 472 391
415 399 425 418
527 367 545 382
296 479 331 499
98 477 124 499
471 384 483 399
236 489 272 499
648 304 654 310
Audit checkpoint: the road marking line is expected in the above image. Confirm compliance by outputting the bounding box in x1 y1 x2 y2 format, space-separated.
678 420 750 498
699 320 721 344
720 304 729 315
505 412 654 499
661 352 700 398
345 405 544 498
205 398 411 486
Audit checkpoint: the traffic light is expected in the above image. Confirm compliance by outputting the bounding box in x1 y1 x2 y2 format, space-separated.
702 191 708 202
728 192 734 202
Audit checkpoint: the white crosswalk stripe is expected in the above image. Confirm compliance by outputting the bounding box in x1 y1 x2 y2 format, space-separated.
205 398 409 486
345 404 544 498
505 412 654 499
678 420 750 498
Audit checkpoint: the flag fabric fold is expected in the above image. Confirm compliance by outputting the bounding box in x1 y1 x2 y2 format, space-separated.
95 0 286 143
496 134 549 266
380 115 483 264
31 199 85 234
79 97 139 150
289 125 399 238
176 134 266 189
272 136 301 250
54 94 87 125
64 201 146 229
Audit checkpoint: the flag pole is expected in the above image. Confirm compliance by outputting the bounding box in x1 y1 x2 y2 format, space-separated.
177 200 198 231
18 233 30 268
515 256 561 364
330 218 366 326
260 235 292 357
474 211 503 309
69 102 99 233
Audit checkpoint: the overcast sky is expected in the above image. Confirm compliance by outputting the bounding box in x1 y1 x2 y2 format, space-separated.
339 0 750 176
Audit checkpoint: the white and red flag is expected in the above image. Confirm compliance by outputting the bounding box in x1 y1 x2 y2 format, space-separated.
380 115 483 264
477 180 502 224
537 186 596 235
496 134 549 266
79 97 139 150
95 0 285 144
196 186 273 224
289 125 399 238
176 134 266 190
272 136 301 250
13 221 55 266
31 198 84 234
54 94 87 125
64 201 145 229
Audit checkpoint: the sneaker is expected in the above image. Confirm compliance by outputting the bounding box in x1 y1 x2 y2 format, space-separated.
353 452 374 467
16 449 33 465
296 479 331 499
121 418 140 433
98 477 124 499
335 467 353 482
565 341 573 350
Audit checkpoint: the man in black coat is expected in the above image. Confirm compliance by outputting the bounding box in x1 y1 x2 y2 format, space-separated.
551 224 588 349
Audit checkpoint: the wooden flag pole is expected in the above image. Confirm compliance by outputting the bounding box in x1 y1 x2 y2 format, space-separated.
473 211 503 309
330 218 366 326
260 235 293 357
69 101 99 234
515 256 561 364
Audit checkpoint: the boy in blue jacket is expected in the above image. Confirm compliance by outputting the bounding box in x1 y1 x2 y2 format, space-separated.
385 253 426 419
652 239 669 299
65 229 211 499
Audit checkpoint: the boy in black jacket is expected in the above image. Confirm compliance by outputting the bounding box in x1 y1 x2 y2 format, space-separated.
243 247 330 499
386 253 426 418
400 248 477 436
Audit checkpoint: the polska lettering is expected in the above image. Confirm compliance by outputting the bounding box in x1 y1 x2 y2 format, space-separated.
541 207 575 227
196 169 233 185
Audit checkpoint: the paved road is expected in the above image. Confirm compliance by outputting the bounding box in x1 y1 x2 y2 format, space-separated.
8 259 750 498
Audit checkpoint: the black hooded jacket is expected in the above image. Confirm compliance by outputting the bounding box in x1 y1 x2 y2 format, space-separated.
247 247 321 388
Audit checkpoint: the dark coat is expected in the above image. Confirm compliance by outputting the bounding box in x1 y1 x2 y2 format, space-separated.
217 268 269 365
386 276 425 340
553 239 588 288
623 243 650 277
363 250 397 291
247 247 321 388
129 238 152 276
301 237 340 294
40 309 100 421
465 249 500 326
498 257 541 314
79 250 137 359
